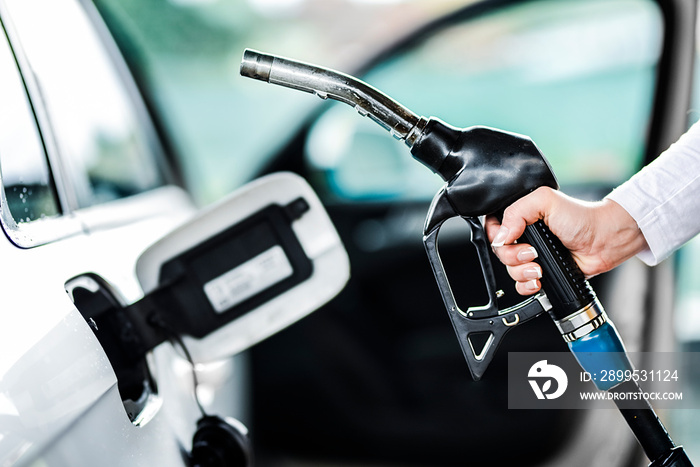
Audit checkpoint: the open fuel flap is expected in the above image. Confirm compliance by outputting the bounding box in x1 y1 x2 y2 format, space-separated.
70 172 350 381
135 171 350 362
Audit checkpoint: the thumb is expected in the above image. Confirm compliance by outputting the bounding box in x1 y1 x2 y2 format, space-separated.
491 187 555 247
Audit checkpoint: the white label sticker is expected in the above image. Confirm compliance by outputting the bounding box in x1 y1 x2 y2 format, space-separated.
204 245 294 313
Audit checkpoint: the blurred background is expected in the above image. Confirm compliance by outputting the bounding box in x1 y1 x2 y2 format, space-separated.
90 0 700 465
92 0 661 205
92 0 462 205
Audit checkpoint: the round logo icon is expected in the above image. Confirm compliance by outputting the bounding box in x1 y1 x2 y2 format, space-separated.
528 360 568 400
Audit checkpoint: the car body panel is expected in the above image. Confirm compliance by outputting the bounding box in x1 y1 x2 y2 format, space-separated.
0 1 347 462
0 0 252 463
0 187 199 466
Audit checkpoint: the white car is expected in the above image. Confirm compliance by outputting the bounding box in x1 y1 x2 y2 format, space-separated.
0 1 348 465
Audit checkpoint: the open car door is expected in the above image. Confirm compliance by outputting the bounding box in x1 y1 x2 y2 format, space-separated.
248 1 698 465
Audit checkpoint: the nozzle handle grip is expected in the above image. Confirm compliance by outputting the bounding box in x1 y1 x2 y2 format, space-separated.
522 220 597 320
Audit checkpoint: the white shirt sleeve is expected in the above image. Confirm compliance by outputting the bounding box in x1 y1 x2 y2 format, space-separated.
605 120 700 266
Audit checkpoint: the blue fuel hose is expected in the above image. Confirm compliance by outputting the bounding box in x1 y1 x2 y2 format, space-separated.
565 316 691 466
568 321 632 391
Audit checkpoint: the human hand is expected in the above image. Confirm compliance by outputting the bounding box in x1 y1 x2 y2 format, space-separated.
484 187 648 295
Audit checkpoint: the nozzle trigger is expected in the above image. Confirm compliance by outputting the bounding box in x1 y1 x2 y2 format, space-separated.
423 190 551 380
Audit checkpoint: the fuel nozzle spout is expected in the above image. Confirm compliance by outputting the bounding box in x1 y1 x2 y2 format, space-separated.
240 49 427 147
240 49 556 197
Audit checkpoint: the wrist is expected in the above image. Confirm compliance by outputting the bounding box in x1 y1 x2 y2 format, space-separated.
594 198 648 270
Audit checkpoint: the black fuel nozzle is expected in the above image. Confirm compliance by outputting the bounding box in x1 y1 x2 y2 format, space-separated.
414 117 607 380
239 48 600 373
410 117 602 324
410 118 557 215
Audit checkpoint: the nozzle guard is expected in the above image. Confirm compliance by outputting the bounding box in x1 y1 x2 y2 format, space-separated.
423 190 552 380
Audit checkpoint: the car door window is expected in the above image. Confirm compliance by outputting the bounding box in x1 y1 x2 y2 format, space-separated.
0 25 60 227
305 0 662 202
3 0 166 209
